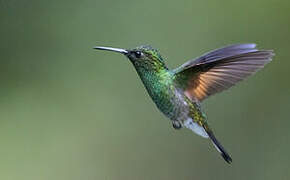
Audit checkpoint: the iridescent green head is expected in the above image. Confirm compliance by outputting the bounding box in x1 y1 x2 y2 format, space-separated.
94 45 168 71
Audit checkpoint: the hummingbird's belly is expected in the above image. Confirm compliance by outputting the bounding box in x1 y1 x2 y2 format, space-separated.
139 73 191 122
150 87 190 122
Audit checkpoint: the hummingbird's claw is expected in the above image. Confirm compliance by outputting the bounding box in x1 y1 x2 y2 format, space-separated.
172 121 182 130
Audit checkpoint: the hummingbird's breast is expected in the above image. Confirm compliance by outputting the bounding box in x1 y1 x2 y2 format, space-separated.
137 70 190 121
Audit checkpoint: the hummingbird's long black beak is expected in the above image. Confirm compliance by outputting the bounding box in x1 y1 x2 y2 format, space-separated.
93 46 128 55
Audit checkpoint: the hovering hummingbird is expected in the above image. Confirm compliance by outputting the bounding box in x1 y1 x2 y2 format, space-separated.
94 44 274 163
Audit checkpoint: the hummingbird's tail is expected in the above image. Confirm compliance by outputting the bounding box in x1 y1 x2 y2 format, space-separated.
202 124 232 164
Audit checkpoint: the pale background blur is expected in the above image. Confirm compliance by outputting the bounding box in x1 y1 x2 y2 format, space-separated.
0 0 289 180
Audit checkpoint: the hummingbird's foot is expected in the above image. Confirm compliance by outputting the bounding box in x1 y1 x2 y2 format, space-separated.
172 121 182 130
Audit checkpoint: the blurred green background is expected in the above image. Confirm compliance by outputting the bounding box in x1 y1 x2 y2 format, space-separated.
1 0 289 179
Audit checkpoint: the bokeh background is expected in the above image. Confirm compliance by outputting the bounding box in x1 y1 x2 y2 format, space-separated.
1 0 289 179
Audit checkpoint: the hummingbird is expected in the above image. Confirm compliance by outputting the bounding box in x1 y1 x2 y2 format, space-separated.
94 44 274 163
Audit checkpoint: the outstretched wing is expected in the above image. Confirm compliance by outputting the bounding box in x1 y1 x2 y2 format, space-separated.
173 44 274 102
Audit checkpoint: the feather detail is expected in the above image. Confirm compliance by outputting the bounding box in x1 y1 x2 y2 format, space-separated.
174 44 274 101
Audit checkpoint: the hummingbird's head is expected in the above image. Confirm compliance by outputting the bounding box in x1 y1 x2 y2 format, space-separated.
94 45 168 72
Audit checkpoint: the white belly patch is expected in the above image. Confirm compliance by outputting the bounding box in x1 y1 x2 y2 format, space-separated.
184 118 209 138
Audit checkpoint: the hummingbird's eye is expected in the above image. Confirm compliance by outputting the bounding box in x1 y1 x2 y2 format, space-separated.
134 51 143 58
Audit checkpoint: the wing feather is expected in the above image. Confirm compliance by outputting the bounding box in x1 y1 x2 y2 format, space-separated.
174 44 274 101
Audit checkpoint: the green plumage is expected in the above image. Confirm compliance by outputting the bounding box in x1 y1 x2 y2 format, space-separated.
131 46 205 125
94 44 274 164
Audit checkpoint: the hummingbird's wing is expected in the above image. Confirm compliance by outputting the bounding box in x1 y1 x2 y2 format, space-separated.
173 44 274 102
